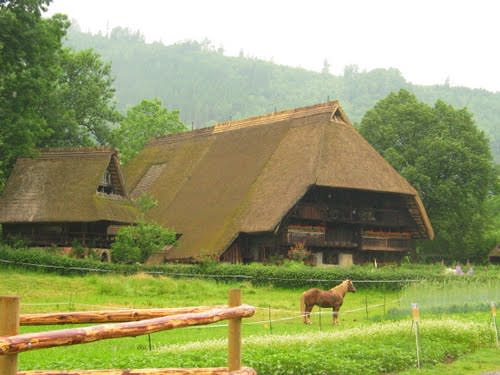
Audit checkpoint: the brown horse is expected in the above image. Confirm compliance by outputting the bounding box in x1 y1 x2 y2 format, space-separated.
300 279 356 325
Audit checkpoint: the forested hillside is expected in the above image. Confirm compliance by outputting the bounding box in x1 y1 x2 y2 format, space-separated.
66 27 500 160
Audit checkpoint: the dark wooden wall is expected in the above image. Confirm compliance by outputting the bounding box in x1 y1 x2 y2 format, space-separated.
226 186 420 264
2 221 120 248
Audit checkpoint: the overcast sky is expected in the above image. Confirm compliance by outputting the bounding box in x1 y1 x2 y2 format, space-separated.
47 0 500 93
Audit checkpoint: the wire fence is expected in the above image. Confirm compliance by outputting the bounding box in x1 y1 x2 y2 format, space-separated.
5 257 498 343
18 297 399 331
0 258 423 284
22 302 128 310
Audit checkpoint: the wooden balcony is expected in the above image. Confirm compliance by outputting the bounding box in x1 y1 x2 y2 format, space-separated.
292 203 413 227
360 235 411 252
285 232 357 249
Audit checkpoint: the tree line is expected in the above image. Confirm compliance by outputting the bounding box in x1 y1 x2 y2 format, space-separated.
1 0 498 262
65 25 500 162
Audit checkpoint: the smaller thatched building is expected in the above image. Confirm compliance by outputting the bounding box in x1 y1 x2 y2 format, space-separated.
0 148 138 248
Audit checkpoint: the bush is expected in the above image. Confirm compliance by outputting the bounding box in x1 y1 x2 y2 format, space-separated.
287 241 311 263
0 244 137 274
111 221 176 263
1 244 500 290
70 240 86 258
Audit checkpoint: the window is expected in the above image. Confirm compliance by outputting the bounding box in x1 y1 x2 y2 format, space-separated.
97 170 114 194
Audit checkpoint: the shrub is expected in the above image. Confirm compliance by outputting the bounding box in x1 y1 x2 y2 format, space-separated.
287 241 311 263
70 240 86 258
111 221 177 264
2 244 500 290
3 233 28 249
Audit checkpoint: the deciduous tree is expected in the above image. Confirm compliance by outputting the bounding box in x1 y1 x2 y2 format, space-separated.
0 0 68 189
0 0 120 190
360 90 498 261
111 98 187 164
41 48 120 146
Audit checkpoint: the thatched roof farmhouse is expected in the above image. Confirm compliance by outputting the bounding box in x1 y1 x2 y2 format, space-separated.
0 148 138 249
124 101 433 265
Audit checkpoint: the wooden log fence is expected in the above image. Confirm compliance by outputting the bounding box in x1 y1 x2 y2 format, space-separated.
0 296 19 375
0 289 256 375
16 368 257 375
20 306 225 325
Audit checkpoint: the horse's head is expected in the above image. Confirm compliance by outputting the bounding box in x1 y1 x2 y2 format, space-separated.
345 279 356 293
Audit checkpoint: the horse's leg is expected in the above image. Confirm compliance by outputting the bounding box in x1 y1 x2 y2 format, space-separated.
302 304 308 324
305 305 313 324
332 307 340 325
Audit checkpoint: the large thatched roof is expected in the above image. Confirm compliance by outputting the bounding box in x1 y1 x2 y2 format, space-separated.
0 148 138 224
124 101 434 260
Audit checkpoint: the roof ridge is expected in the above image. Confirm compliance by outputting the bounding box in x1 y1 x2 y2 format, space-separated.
21 147 116 159
149 101 340 146
40 146 114 153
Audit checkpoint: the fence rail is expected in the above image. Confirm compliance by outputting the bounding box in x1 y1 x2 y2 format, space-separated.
19 306 225 325
0 290 256 375
17 368 257 375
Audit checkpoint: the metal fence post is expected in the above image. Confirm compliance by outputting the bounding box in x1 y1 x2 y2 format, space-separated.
268 305 273 335
318 307 322 331
0 296 20 375
492 302 499 347
228 289 241 372
365 295 369 319
411 303 421 369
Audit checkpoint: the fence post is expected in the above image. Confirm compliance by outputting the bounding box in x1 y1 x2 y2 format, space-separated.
318 307 322 331
492 302 499 347
0 296 20 375
228 289 241 372
268 305 273 335
365 295 369 319
411 303 421 369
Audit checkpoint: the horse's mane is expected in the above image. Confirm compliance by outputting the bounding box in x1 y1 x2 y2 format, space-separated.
330 280 350 297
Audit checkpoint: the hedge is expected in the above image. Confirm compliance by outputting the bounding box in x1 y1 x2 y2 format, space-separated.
1 245 499 290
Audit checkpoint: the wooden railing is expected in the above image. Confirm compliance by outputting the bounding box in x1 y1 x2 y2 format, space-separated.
286 234 358 249
360 236 411 252
0 290 256 375
292 203 413 227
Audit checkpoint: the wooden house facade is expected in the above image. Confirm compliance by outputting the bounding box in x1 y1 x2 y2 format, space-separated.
223 186 428 265
124 102 434 265
0 148 138 248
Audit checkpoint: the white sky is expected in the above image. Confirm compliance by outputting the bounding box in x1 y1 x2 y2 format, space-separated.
47 0 500 93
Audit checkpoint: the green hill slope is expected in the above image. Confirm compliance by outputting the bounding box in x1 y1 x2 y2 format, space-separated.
66 27 500 160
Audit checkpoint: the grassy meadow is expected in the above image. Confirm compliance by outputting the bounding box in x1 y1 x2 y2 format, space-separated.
0 266 499 374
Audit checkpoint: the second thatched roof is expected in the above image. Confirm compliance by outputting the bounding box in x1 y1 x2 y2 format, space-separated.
0 148 138 224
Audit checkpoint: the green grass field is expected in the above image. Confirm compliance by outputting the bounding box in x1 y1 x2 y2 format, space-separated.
0 267 499 374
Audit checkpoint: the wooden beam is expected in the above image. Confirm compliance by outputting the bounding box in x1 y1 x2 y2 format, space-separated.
17 367 257 374
0 305 255 355
0 296 19 375
20 306 223 325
